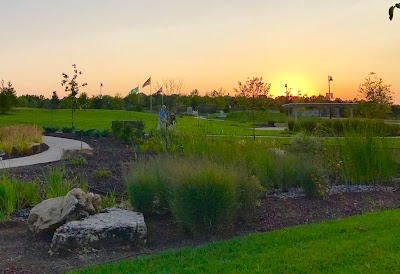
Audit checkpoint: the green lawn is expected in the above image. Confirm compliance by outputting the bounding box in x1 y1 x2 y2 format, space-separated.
74 209 400 273
0 108 291 137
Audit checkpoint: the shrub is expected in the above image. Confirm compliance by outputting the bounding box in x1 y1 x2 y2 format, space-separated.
69 155 88 166
112 121 144 142
42 126 59 133
62 127 74 133
290 132 322 154
100 130 111 137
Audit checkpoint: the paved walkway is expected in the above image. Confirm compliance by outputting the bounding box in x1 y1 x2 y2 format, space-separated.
0 136 92 170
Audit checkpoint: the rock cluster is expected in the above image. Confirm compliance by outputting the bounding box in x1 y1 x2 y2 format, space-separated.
27 188 147 254
27 188 101 234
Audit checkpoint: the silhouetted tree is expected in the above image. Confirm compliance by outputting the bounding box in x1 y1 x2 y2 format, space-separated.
0 80 17 114
357 72 393 118
51 91 59 110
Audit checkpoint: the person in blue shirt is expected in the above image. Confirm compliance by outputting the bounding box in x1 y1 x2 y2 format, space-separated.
158 105 167 129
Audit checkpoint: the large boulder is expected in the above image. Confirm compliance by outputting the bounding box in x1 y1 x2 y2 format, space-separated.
27 188 102 234
49 208 147 254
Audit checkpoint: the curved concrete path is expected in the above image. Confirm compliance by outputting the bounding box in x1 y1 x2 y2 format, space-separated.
0 136 92 170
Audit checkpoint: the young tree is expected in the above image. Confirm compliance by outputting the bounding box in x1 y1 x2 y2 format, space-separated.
61 64 87 128
358 72 393 118
160 77 185 96
235 76 271 100
0 80 17 114
235 77 271 140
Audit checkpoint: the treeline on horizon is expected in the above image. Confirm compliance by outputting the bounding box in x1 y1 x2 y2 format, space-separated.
14 92 400 118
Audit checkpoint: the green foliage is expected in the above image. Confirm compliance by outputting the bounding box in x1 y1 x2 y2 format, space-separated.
93 168 112 178
0 176 40 217
44 167 71 199
17 180 39 208
112 121 145 142
0 80 17 114
0 176 18 216
289 118 400 137
101 191 118 209
62 126 75 133
69 155 88 166
126 159 168 215
357 72 393 118
42 126 59 133
225 111 287 124
290 132 322 154
126 156 262 232
338 132 397 185
75 128 110 138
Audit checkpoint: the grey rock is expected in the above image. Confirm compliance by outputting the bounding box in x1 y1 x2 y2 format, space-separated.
49 208 147 254
27 188 101 234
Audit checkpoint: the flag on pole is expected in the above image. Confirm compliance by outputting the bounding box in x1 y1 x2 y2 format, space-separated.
130 87 139 95
142 77 151 88
328 75 333 81
155 87 163 95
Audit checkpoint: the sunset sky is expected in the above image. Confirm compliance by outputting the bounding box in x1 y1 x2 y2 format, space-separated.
1 1 399 102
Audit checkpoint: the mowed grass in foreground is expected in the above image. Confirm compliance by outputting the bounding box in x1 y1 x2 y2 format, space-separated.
1 108 291 136
75 210 400 273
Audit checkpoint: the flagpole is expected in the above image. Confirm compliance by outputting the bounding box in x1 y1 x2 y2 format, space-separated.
150 77 152 113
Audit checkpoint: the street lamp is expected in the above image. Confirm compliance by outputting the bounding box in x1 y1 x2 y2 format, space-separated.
328 75 333 119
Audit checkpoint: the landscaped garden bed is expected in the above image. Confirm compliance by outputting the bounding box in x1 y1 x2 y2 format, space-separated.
1 131 400 273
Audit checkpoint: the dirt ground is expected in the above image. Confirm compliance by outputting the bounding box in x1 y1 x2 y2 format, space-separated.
1 134 400 274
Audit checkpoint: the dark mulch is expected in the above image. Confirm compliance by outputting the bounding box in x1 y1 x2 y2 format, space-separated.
1 133 400 273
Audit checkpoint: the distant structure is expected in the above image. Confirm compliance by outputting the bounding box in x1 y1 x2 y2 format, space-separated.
282 103 357 120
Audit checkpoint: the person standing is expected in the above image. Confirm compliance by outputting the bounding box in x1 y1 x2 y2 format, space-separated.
158 105 167 129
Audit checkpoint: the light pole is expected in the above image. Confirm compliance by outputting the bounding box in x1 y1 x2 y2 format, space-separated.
328 76 333 119
285 84 290 118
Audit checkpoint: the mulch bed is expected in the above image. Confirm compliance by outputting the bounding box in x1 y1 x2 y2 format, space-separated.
1 133 400 273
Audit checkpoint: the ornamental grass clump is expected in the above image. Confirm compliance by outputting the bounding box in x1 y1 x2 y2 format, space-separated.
0 125 42 155
43 167 72 199
0 176 18 217
126 158 169 216
126 156 262 233
0 175 41 217
338 127 397 185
